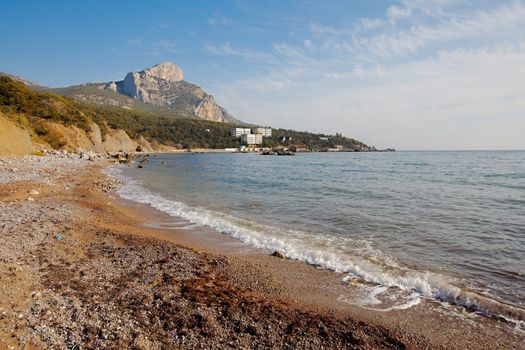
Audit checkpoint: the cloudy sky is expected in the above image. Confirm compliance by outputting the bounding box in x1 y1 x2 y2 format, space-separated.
1 0 524 149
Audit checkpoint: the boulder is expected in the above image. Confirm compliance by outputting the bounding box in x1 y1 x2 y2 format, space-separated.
271 251 285 259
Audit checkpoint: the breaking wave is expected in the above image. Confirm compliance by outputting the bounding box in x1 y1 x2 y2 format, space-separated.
109 167 525 328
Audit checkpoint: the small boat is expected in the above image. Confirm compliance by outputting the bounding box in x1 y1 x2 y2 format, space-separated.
261 150 277 155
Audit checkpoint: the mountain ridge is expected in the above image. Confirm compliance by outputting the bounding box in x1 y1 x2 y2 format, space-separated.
0 76 374 155
2 62 241 123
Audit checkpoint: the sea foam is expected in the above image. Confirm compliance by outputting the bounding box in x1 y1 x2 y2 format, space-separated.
108 167 525 326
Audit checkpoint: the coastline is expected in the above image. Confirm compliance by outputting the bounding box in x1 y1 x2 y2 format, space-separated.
0 155 523 349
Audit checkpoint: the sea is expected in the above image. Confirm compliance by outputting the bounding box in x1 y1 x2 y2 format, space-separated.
109 151 525 326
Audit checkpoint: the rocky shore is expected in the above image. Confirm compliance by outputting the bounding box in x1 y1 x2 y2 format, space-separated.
0 155 523 349
0 155 417 349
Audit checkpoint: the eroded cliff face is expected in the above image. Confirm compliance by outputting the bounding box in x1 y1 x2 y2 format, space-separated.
194 95 225 122
101 62 234 123
0 113 34 156
0 115 159 156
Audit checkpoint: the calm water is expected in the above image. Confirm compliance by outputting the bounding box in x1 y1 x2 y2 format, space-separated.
112 151 525 321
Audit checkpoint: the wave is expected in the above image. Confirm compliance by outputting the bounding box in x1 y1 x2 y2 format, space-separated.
108 167 525 327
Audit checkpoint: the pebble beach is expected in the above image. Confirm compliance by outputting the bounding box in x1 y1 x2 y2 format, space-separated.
0 154 523 349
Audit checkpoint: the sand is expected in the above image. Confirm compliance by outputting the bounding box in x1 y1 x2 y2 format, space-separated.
0 155 523 349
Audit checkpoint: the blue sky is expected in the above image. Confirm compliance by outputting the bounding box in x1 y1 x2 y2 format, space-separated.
1 0 524 149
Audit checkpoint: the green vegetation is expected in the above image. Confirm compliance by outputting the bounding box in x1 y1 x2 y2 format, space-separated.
0 76 91 132
35 83 195 118
0 76 370 151
96 106 240 149
267 130 368 151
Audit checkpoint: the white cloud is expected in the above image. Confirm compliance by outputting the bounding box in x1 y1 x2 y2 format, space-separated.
387 5 412 21
207 16 232 26
204 42 270 61
210 1 525 149
358 18 385 30
308 2 525 61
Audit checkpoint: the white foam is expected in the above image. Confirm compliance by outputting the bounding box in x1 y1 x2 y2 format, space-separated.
108 167 525 323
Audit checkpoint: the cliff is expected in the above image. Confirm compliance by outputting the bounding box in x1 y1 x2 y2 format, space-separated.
0 111 158 156
35 62 240 123
108 62 237 123
0 77 167 155
0 112 34 155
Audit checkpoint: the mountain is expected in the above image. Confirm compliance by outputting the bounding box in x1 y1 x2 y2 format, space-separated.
0 76 373 155
0 72 41 87
34 62 240 123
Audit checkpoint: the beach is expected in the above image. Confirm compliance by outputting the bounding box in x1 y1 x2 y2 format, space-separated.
0 154 523 349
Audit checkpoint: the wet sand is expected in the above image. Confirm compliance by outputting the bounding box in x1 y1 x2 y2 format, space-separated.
0 155 523 349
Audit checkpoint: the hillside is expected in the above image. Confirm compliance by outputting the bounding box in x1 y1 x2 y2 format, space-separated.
34 83 195 118
37 62 241 124
0 76 373 154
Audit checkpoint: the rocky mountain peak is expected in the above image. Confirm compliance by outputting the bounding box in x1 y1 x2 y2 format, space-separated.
96 62 238 123
142 61 184 82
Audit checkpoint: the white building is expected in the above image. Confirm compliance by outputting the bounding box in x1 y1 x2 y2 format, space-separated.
230 128 252 138
241 133 263 145
252 127 272 137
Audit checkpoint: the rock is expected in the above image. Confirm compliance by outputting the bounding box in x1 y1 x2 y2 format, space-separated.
144 61 184 82
133 334 160 350
106 81 117 92
98 62 237 123
80 151 96 160
271 251 285 259
29 189 40 195
194 95 226 122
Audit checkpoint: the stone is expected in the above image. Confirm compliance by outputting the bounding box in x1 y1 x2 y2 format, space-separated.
271 251 285 259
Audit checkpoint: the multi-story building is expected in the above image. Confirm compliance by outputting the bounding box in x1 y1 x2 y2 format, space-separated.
252 127 272 137
241 133 263 145
230 128 252 138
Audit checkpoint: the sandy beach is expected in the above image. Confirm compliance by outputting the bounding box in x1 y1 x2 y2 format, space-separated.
0 155 523 349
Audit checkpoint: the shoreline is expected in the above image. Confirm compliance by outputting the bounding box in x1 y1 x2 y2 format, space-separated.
0 155 523 349
108 162 525 347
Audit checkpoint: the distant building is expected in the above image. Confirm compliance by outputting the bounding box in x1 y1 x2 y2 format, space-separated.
252 127 272 137
319 136 329 141
230 128 252 138
241 133 263 145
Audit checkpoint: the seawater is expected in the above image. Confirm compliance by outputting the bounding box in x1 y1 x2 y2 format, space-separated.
110 151 525 324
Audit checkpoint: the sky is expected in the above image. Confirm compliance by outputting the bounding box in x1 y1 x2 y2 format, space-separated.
1 0 524 150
